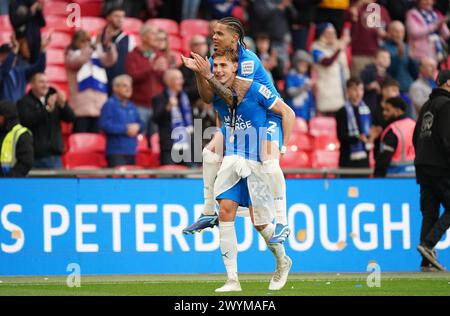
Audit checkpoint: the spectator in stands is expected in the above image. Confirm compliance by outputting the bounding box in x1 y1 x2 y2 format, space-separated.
406 0 450 62
126 24 169 137
336 77 373 170
156 29 178 68
285 50 315 121
345 0 391 77
152 69 193 166
410 57 438 116
65 30 118 134
182 0 201 20
99 74 143 167
290 0 320 51
316 0 350 35
0 100 33 177
374 96 416 177
248 0 297 72
9 0 45 63
206 0 239 19
360 48 392 111
17 73 75 169
311 23 350 114
255 33 284 81
0 33 48 103
383 20 419 114
98 4 136 95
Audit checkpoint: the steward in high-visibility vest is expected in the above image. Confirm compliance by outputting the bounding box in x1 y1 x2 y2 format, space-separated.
375 96 416 177
0 101 34 177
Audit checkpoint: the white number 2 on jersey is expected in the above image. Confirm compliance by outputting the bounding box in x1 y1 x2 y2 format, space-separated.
267 121 277 135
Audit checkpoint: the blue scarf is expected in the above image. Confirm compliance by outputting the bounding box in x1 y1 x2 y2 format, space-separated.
344 100 372 161
419 8 446 60
168 89 193 150
77 52 108 93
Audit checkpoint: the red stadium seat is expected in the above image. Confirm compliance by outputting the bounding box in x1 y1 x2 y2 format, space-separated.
136 151 160 168
80 17 106 36
180 19 210 38
63 152 107 168
0 15 12 31
150 133 160 155
46 66 67 83
44 1 69 16
311 150 339 169
146 18 179 36
168 35 182 52
137 134 149 151
123 18 143 35
68 133 106 153
45 31 71 49
309 116 337 137
288 133 313 152
60 122 73 135
44 16 73 33
75 0 103 17
313 135 340 151
280 150 311 169
292 117 309 135
46 49 65 66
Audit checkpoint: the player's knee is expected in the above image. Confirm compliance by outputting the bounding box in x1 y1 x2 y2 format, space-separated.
219 205 233 221
254 224 267 232
261 159 280 174
203 147 221 164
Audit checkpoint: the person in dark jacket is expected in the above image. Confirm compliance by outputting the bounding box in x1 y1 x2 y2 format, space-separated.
0 100 33 177
0 33 48 103
152 69 193 166
290 0 321 51
98 4 136 95
99 74 143 167
413 69 450 272
336 77 373 171
9 0 45 63
17 72 75 169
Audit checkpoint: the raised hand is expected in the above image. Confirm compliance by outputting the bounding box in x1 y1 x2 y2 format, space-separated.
191 52 213 79
181 54 199 72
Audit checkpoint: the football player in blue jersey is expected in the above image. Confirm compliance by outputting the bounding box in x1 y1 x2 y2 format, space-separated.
182 17 290 244
200 48 295 292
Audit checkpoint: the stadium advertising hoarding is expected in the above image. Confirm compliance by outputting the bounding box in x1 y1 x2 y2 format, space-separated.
0 178 448 276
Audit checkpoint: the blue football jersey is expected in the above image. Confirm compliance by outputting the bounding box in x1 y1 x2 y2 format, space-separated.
210 44 281 121
219 81 279 162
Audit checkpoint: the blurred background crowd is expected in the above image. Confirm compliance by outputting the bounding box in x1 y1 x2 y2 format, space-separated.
0 0 448 177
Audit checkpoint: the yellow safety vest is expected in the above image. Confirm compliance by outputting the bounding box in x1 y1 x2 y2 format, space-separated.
319 0 349 10
1 124 31 175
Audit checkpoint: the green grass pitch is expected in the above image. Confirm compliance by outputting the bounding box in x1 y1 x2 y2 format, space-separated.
0 273 449 296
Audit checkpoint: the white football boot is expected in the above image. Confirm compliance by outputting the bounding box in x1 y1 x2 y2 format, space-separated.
269 256 292 291
215 279 242 292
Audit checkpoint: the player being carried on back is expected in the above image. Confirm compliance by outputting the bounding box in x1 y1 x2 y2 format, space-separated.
181 17 291 244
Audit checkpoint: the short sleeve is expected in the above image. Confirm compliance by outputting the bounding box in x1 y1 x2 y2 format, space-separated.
253 82 278 110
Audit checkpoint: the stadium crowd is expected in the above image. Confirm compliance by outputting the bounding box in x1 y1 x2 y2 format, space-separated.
0 0 449 176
